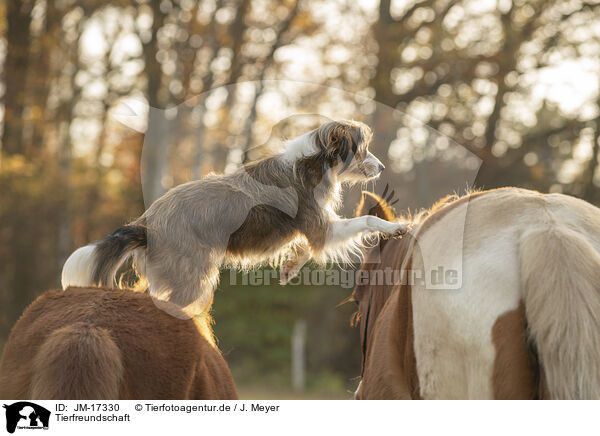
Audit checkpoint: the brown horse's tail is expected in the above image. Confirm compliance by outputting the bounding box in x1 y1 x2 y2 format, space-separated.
31 323 123 400
520 226 600 399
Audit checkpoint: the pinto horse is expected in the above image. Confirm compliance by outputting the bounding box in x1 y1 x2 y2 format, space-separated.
0 287 237 399
352 187 600 399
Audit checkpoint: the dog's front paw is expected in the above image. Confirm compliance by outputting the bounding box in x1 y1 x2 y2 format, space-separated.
381 222 408 239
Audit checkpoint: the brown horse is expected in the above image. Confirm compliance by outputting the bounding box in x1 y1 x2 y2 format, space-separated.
352 187 600 399
0 287 237 400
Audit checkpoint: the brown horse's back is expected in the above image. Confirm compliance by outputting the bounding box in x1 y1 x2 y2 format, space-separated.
0 287 237 400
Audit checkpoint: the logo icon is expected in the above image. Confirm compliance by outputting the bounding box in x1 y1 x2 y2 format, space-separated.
2 402 50 434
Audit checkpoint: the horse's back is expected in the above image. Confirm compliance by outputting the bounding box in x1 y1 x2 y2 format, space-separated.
0 287 237 400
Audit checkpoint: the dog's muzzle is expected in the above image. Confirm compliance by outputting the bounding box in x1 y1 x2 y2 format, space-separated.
365 152 385 178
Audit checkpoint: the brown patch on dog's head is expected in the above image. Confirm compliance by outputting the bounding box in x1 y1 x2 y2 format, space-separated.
315 120 371 165
312 120 382 182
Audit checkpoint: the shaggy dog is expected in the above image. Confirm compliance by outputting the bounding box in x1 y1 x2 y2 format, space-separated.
62 120 407 313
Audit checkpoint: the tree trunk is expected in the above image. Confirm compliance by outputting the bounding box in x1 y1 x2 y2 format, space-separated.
141 1 168 205
2 0 35 156
28 0 63 155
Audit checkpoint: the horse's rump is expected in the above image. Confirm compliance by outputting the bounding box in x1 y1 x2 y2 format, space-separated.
0 287 237 400
31 323 123 400
354 188 600 399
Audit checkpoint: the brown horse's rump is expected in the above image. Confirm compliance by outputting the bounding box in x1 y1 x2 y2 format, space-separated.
0 287 237 400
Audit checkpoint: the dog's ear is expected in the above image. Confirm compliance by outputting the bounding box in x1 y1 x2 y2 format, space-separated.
325 123 358 168
356 191 396 221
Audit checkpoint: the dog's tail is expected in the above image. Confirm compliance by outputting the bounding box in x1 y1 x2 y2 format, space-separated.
520 225 600 399
61 225 147 289
30 323 123 399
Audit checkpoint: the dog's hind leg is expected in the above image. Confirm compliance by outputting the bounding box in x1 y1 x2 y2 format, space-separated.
146 245 223 315
280 246 311 285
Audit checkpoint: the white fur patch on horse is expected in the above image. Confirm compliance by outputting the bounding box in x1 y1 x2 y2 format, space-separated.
410 190 530 399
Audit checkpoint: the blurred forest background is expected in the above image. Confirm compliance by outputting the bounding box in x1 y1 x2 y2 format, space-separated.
3 0 600 398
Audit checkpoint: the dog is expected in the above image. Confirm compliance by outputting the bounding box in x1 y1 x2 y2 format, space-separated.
61 120 407 313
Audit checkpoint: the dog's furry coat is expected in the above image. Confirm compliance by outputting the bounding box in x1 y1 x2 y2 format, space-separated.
62 120 406 313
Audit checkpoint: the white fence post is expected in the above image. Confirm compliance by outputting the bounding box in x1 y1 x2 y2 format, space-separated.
291 319 307 392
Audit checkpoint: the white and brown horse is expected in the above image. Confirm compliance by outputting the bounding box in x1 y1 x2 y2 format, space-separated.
0 287 237 400
352 187 600 399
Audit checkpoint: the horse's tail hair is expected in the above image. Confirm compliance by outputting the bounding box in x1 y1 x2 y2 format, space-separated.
61 225 147 289
30 322 123 400
520 225 600 399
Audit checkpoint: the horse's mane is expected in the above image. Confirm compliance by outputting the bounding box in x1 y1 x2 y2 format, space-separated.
355 189 470 227
401 193 461 227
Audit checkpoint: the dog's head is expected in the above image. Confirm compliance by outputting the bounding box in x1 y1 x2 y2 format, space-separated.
313 120 384 184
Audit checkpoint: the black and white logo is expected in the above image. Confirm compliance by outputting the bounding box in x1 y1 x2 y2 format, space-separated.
2 402 50 434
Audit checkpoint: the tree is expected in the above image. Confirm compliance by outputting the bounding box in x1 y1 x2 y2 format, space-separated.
369 0 600 199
